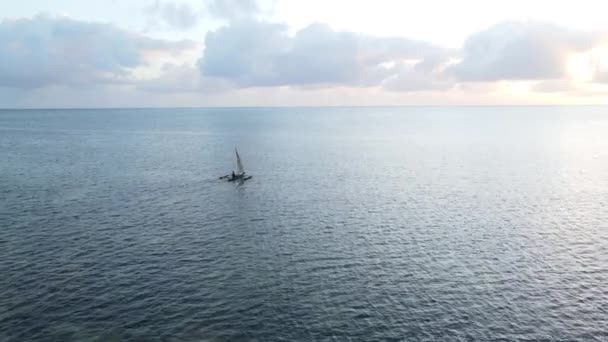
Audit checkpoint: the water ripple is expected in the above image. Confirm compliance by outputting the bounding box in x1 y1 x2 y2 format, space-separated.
1 107 608 341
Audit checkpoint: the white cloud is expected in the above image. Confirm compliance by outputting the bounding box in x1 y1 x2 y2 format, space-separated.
0 14 195 88
137 63 232 93
531 79 578 93
205 0 264 20
596 72 608 83
199 20 451 90
449 21 608 81
143 1 200 31
2 11 608 107
381 58 454 92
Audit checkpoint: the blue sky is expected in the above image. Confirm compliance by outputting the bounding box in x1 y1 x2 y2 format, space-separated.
1 0 608 107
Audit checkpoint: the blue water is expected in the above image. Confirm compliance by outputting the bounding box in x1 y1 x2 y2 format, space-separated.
1 107 607 341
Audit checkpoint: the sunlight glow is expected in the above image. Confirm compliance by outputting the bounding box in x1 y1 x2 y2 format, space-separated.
590 46 608 74
567 52 594 82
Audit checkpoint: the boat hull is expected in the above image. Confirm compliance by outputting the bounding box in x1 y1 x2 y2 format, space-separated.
226 175 252 182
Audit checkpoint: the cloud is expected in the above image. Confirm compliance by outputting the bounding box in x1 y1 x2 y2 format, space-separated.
199 20 451 90
137 63 232 93
4 13 608 107
143 1 200 30
596 72 608 83
531 79 578 93
382 56 454 92
205 0 262 20
0 15 195 89
449 21 608 81
198 19 608 94
143 0 271 28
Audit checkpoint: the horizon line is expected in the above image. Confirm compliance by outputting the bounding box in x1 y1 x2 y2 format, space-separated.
1 104 606 111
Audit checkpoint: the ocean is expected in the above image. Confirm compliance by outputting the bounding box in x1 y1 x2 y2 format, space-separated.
1 106 607 341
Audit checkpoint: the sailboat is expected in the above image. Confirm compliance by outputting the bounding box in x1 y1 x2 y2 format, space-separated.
220 148 252 182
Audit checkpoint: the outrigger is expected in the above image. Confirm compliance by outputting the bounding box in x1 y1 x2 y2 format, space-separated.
220 148 252 182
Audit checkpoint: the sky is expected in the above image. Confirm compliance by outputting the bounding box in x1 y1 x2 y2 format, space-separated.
1 0 608 107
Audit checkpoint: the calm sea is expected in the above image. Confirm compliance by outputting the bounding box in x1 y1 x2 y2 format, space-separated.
1 107 607 341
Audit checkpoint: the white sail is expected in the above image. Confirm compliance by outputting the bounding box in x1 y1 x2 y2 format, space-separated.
235 148 245 174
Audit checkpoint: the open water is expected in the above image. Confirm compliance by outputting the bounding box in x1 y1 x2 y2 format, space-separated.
1 107 607 341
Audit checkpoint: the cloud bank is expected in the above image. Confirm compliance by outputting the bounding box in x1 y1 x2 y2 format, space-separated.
198 19 608 95
0 15 195 89
199 20 451 90
1 11 608 107
449 21 608 81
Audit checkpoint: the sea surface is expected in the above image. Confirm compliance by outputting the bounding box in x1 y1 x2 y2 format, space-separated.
1 107 607 341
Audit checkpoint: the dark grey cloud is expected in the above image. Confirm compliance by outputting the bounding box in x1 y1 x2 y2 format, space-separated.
0 15 194 88
199 20 450 89
144 1 200 30
449 21 607 81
